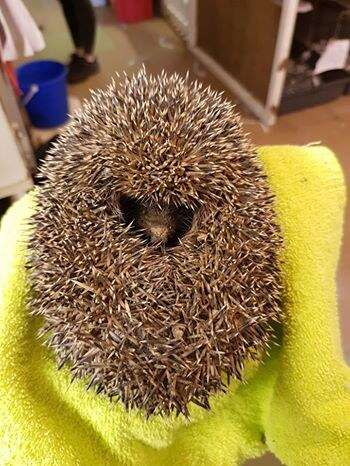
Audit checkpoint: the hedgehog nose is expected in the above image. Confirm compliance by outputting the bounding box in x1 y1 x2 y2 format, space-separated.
150 225 169 243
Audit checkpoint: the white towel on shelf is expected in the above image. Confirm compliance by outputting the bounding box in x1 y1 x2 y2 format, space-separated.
0 0 45 62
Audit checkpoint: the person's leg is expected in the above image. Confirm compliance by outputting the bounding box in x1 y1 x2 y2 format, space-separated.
74 0 96 58
58 0 99 83
58 0 85 53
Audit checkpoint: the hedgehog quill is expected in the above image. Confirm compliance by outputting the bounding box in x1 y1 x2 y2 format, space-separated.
28 67 283 417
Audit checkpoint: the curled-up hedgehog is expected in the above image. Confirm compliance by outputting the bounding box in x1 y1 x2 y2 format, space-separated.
28 66 282 417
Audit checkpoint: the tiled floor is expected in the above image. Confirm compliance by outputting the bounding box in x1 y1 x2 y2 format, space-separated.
22 2 349 465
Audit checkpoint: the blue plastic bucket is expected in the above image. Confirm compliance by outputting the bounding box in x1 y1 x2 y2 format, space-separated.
17 60 68 128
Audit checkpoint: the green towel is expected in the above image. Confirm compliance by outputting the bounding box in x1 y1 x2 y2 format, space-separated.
0 145 349 466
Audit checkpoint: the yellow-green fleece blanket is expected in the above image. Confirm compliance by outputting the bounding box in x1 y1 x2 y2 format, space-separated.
0 145 349 466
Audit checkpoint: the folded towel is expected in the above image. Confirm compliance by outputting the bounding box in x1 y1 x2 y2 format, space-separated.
0 145 349 466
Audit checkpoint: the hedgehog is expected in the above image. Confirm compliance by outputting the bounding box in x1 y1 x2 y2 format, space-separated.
28 66 283 417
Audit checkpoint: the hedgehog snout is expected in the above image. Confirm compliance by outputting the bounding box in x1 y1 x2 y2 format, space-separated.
119 194 195 249
138 204 175 246
148 224 171 244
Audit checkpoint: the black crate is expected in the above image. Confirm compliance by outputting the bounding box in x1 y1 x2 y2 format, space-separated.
279 70 350 114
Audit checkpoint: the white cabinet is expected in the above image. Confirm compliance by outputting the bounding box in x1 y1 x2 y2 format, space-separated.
0 68 34 199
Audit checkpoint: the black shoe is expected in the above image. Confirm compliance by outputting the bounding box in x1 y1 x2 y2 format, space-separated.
67 55 100 84
67 52 80 67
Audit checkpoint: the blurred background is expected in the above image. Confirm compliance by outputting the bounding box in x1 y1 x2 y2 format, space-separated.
0 1 349 463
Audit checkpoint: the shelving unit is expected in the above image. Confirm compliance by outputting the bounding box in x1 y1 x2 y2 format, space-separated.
163 0 350 125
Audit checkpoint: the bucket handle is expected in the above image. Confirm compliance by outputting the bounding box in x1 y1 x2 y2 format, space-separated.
21 84 39 106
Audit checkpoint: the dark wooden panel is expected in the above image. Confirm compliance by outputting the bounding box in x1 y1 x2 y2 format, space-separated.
197 0 281 103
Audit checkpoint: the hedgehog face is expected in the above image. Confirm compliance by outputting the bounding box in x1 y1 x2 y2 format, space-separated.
119 195 195 247
28 67 282 416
